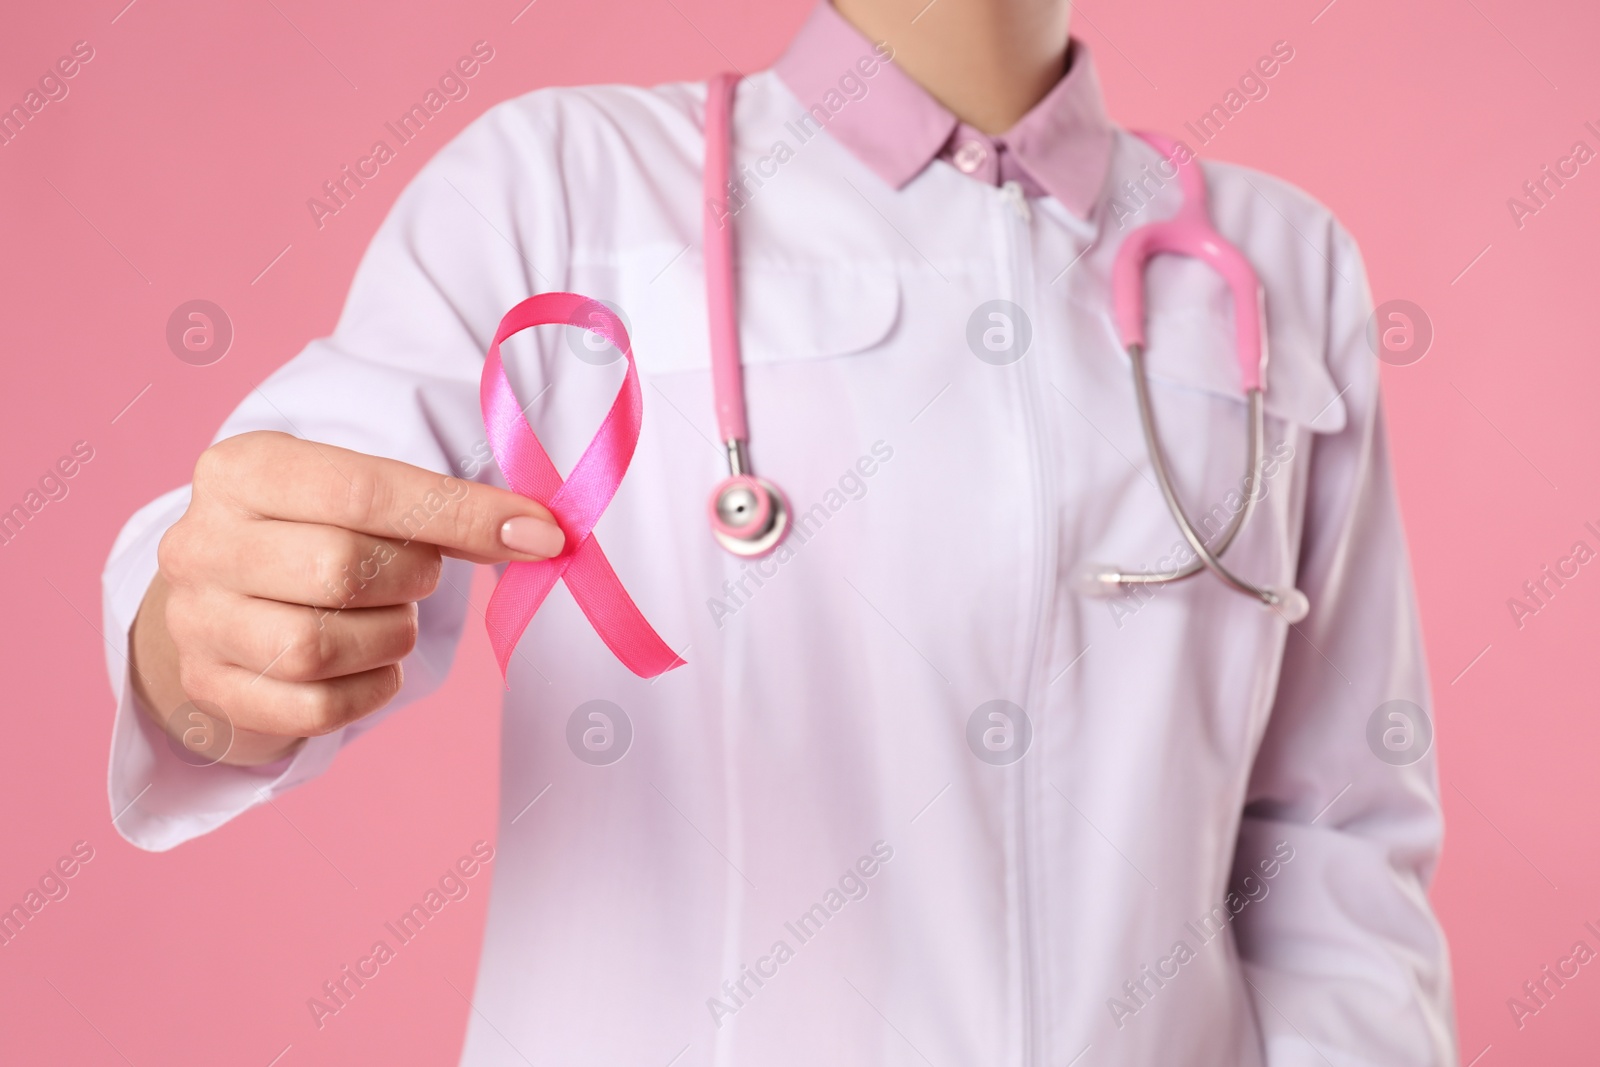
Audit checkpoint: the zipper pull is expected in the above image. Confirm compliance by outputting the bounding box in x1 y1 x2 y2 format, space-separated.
1002 179 1031 222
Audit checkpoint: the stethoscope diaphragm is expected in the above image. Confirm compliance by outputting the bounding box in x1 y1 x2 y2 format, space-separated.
708 474 789 557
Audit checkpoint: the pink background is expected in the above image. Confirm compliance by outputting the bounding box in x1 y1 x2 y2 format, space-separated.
2 0 1597 1062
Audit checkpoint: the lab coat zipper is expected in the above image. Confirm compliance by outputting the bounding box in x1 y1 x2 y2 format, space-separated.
1000 178 1050 1067
1003 179 1033 224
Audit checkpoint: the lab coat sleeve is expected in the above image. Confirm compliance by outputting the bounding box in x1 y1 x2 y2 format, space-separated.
1232 222 1456 1065
104 95 572 852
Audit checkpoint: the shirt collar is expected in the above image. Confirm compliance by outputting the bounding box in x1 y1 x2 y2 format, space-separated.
772 0 1115 219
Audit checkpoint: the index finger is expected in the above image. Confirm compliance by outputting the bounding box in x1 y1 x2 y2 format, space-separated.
202 431 565 562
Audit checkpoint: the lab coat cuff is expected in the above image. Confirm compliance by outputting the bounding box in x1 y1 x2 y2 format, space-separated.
106 669 346 852
100 485 347 852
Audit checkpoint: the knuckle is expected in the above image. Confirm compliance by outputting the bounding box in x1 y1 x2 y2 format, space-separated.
336 465 384 530
174 656 218 705
190 443 229 490
275 613 332 681
308 535 364 604
395 605 421 659
378 662 405 703
193 432 273 492
294 664 401 736
293 685 348 737
405 603 421 649
445 501 499 555
156 522 196 583
410 547 443 597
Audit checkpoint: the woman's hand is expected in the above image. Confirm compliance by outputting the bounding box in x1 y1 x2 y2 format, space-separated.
129 430 564 766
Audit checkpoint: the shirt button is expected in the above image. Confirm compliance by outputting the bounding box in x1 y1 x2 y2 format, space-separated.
952 140 989 174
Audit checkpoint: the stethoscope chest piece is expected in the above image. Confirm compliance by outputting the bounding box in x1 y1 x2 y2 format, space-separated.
709 474 789 558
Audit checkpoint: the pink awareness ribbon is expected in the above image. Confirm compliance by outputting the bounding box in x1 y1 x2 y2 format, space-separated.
479 292 686 681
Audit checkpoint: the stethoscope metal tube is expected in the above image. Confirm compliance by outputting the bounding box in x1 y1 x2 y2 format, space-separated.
1129 345 1307 621
1076 368 1262 591
1077 347 1308 623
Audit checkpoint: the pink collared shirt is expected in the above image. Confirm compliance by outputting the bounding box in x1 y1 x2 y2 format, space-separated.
773 0 1114 212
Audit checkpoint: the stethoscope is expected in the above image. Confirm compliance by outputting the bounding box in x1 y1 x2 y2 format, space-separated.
703 72 792 558
699 73 1309 623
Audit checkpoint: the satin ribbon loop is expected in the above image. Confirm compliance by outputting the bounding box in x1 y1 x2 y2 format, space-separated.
479 292 686 681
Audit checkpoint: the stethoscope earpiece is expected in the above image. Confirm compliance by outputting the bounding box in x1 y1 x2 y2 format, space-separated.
1072 564 1128 599
1267 587 1311 624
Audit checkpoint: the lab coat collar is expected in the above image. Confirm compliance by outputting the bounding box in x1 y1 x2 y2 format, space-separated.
773 0 1115 219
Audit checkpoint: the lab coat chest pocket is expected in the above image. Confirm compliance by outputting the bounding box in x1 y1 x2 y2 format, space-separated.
1135 253 1347 434
1070 252 1347 581
616 254 901 376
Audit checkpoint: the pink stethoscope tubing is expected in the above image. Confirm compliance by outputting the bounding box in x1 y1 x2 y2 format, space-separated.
703 71 791 558
1110 132 1267 393
1085 130 1308 622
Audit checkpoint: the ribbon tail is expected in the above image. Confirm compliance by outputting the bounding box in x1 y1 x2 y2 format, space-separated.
484 559 562 683
563 537 687 679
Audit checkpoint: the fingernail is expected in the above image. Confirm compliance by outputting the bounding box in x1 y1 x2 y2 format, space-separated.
501 516 565 558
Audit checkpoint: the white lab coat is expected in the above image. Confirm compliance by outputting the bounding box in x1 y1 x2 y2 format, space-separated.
103 69 1456 1066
